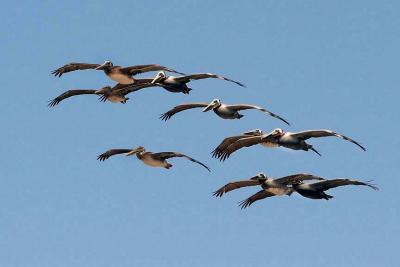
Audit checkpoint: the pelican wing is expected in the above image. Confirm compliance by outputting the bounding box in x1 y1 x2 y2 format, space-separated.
174 73 245 87
97 149 133 161
48 89 97 107
291 130 366 151
211 135 249 158
213 180 261 197
238 190 277 209
310 179 379 191
227 104 290 125
218 136 264 161
211 130 263 158
51 63 100 77
274 173 324 185
152 152 211 172
160 103 209 121
121 64 185 76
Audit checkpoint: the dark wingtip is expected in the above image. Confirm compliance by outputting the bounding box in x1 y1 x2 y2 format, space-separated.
48 99 59 107
212 191 223 197
97 154 107 161
159 114 170 121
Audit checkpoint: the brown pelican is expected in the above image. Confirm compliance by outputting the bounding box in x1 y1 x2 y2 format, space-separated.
239 178 378 208
160 99 290 125
149 71 245 94
292 178 378 200
52 61 185 84
97 146 210 172
48 82 154 107
213 128 366 161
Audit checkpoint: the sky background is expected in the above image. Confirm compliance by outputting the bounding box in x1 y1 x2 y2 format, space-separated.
1 1 399 266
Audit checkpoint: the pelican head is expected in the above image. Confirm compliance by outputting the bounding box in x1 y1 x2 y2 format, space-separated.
95 86 112 94
243 129 263 136
250 172 267 182
95 60 113 70
125 146 146 156
270 128 285 138
202 98 221 112
151 71 166 84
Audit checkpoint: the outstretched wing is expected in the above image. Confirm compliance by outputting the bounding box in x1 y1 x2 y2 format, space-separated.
217 136 264 161
310 179 379 191
211 130 262 158
274 173 325 185
51 63 100 77
226 104 290 125
291 130 366 151
48 89 97 107
213 180 261 197
174 73 245 87
238 190 276 209
121 64 185 76
152 152 210 172
160 103 209 121
97 149 133 161
211 135 249 158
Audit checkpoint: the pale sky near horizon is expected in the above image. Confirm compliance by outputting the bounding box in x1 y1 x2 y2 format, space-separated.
1 1 399 266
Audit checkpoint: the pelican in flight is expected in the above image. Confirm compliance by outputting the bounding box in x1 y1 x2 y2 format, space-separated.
97 146 210 172
239 178 378 208
213 128 366 161
292 178 378 200
52 60 185 84
48 82 153 107
160 99 290 125
149 71 245 94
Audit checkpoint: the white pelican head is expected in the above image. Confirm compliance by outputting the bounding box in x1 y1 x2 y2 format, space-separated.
250 172 267 182
151 71 166 84
270 128 285 138
202 98 221 112
95 60 113 70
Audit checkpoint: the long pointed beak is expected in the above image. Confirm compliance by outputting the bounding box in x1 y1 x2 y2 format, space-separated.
125 149 138 156
95 63 107 70
202 103 215 112
151 76 161 84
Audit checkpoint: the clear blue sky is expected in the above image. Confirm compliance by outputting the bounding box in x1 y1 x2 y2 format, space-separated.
1 1 399 266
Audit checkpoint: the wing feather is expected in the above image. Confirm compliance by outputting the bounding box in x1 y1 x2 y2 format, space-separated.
218 136 264 161
48 89 97 107
213 180 261 197
51 63 100 77
238 190 276 209
152 152 210 172
174 73 245 87
274 173 325 185
310 179 379 191
226 104 290 125
160 103 209 121
97 149 133 161
291 130 366 151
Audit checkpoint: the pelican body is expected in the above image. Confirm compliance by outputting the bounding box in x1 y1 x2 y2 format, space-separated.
97 146 210 171
160 99 290 124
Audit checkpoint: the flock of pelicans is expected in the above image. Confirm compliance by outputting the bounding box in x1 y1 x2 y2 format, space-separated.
50 60 378 209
